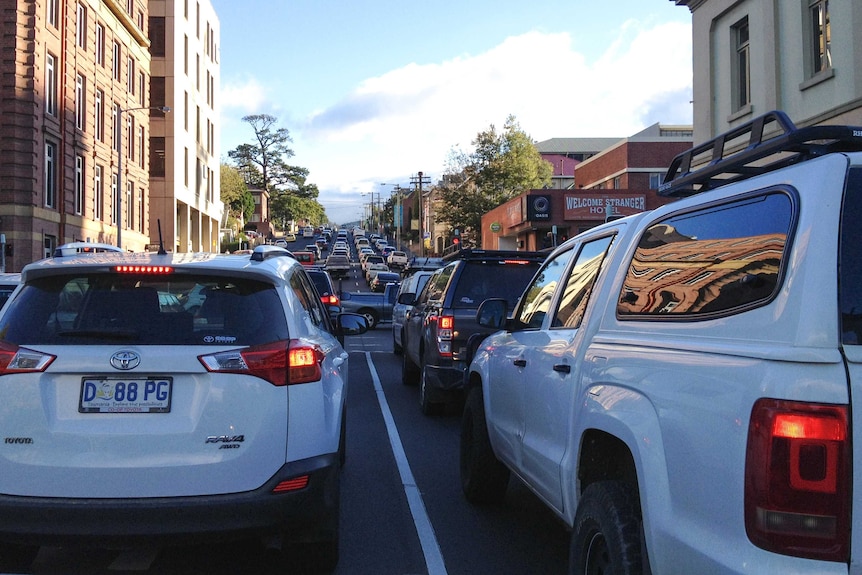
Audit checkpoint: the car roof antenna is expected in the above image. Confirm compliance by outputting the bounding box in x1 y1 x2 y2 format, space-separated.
157 220 167 255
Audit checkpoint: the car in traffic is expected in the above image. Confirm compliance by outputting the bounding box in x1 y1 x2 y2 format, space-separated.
292 250 317 267
365 263 390 284
391 270 433 355
386 250 409 270
283 232 296 242
0 244 368 572
400 248 546 415
53 241 124 257
369 271 401 293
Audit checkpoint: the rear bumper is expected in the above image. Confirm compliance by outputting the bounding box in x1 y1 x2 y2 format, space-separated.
424 362 467 403
0 454 339 547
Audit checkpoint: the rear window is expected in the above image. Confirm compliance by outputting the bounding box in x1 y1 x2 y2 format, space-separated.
450 260 543 309
841 168 862 344
617 191 794 318
0 273 287 346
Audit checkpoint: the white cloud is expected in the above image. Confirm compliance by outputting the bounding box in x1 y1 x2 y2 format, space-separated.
224 22 693 224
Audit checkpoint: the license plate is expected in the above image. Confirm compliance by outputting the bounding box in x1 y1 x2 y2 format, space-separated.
79 377 173 413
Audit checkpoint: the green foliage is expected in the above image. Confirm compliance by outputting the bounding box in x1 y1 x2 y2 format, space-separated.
220 164 254 223
225 114 326 226
438 115 552 245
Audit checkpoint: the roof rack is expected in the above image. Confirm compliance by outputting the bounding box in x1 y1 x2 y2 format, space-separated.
659 110 862 197
442 248 546 262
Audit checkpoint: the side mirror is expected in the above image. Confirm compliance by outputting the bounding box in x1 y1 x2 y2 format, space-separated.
337 312 369 336
476 298 508 330
397 292 416 305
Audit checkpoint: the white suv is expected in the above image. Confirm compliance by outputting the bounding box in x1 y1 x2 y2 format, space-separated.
462 112 862 574
0 245 367 571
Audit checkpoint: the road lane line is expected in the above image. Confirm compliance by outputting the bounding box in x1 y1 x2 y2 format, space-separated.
363 352 448 575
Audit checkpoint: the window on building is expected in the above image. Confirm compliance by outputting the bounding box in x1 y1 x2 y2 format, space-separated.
809 0 832 76
76 3 87 49
47 0 58 28
184 147 189 186
138 71 145 105
94 165 104 221
150 76 166 111
127 57 135 94
46 53 57 116
732 17 751 112
75 74 85 131
95 88 104 142
613 176 621 190
113 103 121 152
150 137 166 177
43 236 56 260
112 41 121 81
184 35 188 75
137 125 144 166
149 17 166 57
138 187 145 231
126 0 133 14
75 156 84 215
126 181 133 230
127 115 135 160
136 10 144 31
45 142 57 209
111 174 119 225
95 22 105 66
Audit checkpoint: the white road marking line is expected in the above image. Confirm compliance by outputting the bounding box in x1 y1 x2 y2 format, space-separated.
363 352 448 575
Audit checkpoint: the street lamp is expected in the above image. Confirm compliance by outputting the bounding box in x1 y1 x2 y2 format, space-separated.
116 105 170 249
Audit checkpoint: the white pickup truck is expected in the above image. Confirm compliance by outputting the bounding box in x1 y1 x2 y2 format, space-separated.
462 111 862 574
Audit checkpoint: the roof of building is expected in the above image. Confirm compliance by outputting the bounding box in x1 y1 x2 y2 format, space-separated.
535 137 623 155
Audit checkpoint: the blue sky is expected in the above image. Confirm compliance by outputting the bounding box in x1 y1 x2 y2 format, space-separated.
210 0 693 224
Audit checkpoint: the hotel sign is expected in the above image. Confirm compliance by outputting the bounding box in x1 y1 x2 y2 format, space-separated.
564 194 646 220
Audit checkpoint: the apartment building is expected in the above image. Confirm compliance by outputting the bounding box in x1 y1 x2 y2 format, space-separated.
0 0 157 270
148 0 222 253
673 0 862 141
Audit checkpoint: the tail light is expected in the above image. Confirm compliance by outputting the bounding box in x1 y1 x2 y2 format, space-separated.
320 294 340 306
198 340 324 386
437 315 454 357
745 399 850 562
0 342 55 375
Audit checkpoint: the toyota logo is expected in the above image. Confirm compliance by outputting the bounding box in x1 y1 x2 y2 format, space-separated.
110 350 141 370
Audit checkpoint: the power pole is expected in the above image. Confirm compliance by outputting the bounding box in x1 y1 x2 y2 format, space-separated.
411 171 431 256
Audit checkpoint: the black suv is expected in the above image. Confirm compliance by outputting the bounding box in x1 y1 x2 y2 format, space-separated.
400 249 546 414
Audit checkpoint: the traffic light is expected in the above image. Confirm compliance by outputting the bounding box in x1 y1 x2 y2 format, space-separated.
452 229 461 250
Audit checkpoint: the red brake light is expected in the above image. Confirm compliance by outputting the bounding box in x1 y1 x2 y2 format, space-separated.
0 342 55 375
439 316 454 330
198 340 323 386
321 294 340 306
114 265 174 274
745 399 849 562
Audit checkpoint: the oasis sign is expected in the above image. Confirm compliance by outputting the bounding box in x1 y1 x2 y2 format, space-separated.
564 194 646 220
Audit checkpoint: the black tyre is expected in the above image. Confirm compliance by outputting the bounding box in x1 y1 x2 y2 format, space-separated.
460 387 509 504
0 542 39 571
419 367 443 416
401 349 420 385
359 309 378 329
569 481 644 575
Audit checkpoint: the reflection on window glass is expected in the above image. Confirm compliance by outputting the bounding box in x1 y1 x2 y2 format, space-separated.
618 192 793 317
840 169 862 344
553 235 615 329
518 247 575 329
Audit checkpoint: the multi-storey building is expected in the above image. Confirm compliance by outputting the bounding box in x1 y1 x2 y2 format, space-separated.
0 0 222 272
0 0 157 270
148 0 222 253
673 0 862 140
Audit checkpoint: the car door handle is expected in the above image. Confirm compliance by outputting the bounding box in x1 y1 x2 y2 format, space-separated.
553 364 571 374
513 359 527 367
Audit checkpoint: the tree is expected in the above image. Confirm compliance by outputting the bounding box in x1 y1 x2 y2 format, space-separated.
220 163 254 224
227 114 295 191
438 115 552 245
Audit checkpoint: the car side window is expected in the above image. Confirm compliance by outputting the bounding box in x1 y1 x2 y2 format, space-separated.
617 191 794 318
516 247 575 329
289 271 325 329
425 265 454 302
552 235 615 329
